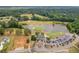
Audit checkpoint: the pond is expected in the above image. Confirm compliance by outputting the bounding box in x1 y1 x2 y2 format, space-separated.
23 24 69 33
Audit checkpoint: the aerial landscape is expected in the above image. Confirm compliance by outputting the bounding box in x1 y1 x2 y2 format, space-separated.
0 6 79 53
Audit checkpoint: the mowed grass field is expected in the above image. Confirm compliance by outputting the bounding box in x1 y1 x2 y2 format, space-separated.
19 13 63 25
46 32 65 39
19 21 63 25
21 14 32 19
34 14 49 19
20 14 48 19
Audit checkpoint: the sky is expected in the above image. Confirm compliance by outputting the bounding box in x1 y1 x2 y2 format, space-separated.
0 0 79 6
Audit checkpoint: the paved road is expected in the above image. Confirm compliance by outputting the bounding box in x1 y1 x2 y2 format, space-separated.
9 47 31 53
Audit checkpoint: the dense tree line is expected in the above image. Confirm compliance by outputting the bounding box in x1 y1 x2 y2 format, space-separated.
67 20 79 35
0 18 23 28
0 18 31 36
0 8 79 22
0 7 79 35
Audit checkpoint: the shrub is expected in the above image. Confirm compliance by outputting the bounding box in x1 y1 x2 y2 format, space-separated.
16 29 23 35
0 28 4 35
24 28 31 36
31 35 36 41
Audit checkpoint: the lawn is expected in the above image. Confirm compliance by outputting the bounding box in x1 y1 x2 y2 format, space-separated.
20 13 48 20
19 21 63 25
46 32 65 39
33 26 44 32
34 14 48 19
20 14 32 19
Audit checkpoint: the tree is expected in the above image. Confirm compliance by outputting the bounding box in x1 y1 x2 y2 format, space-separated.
24 28 31 36
31 35 36 41
8 18 23 28
0 21 6 28
8 18 18 28
22 16 29 21
0 28 4 35
67 20 79 34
